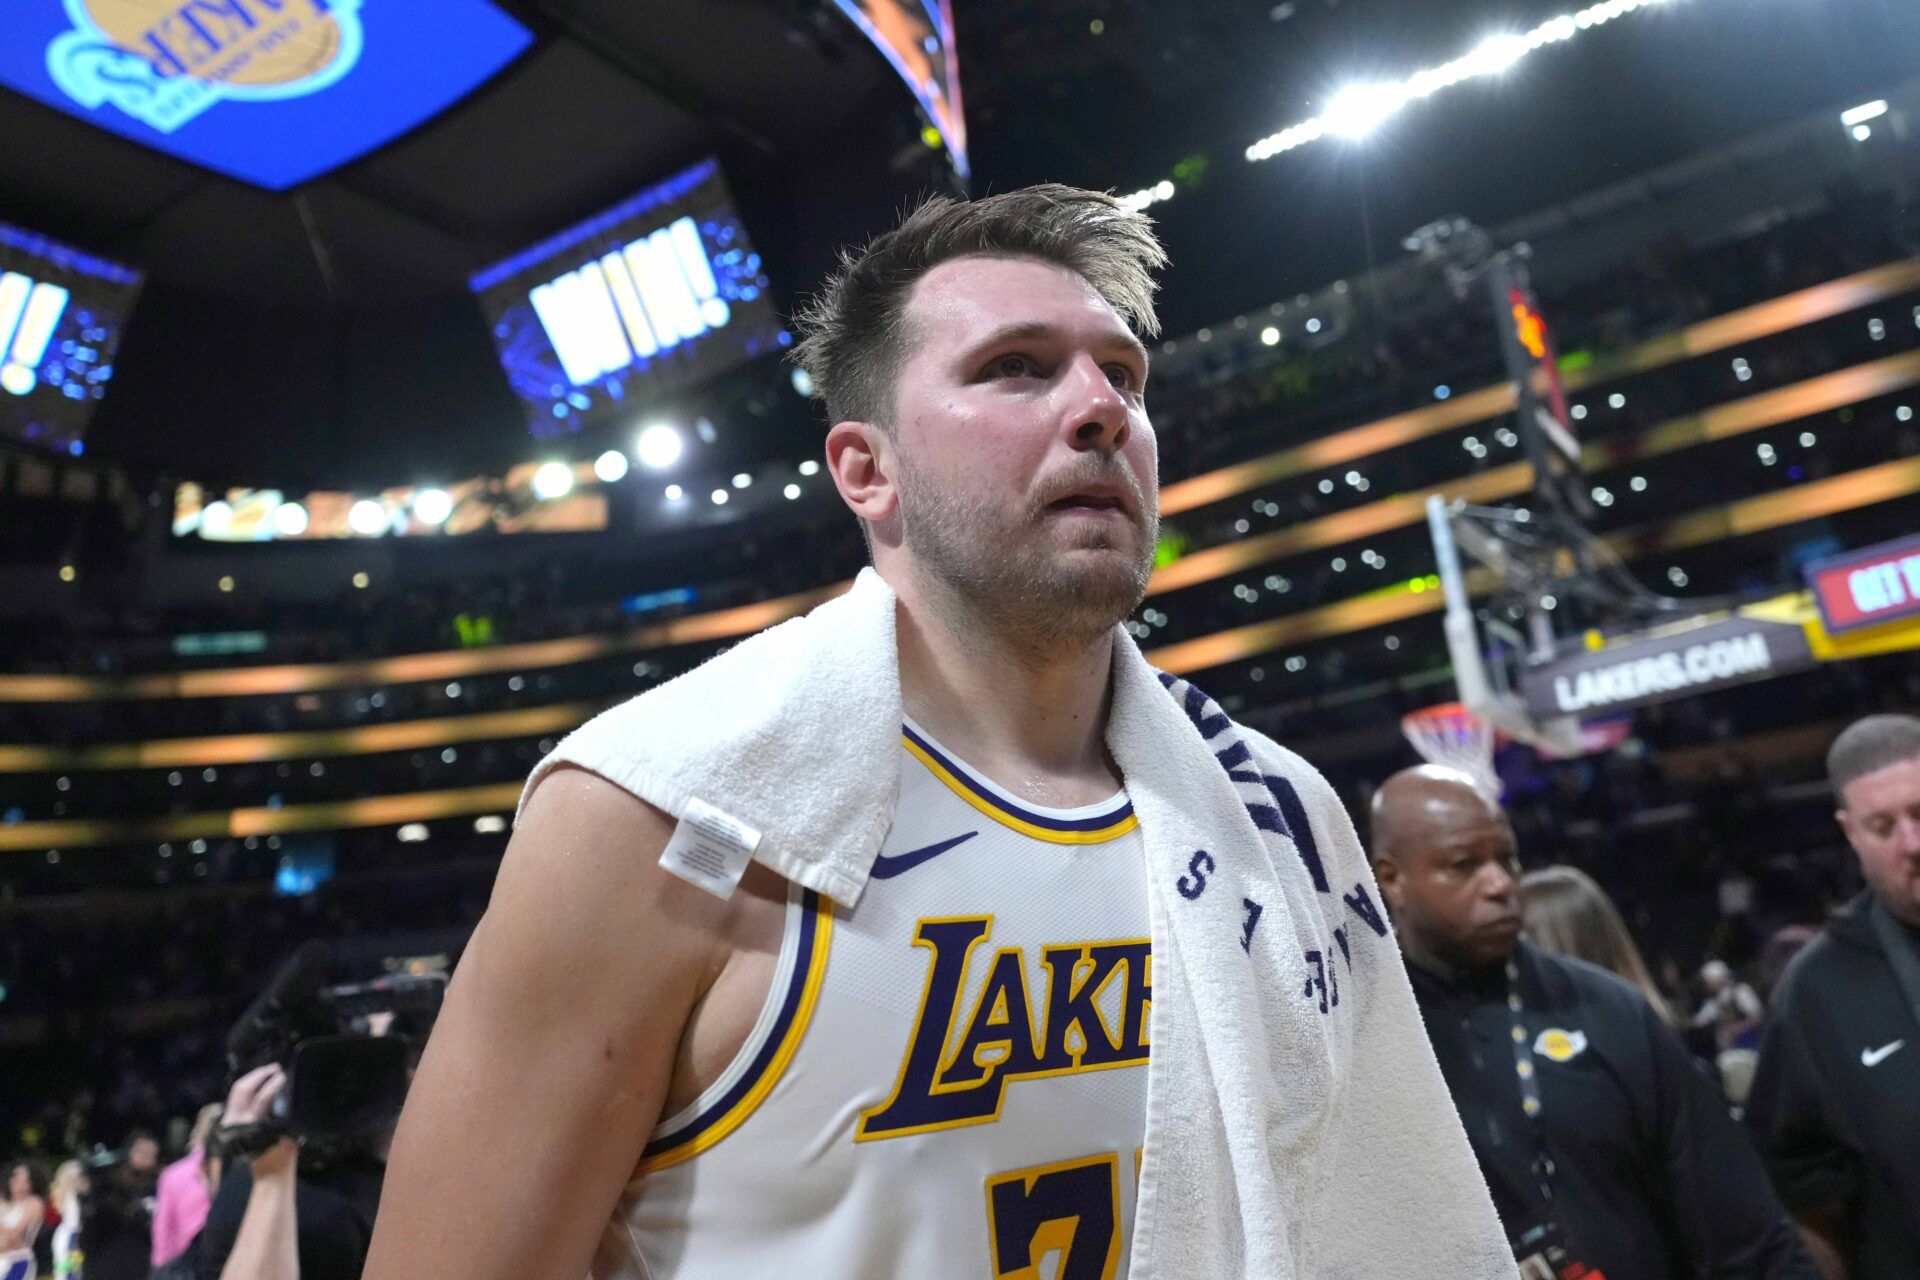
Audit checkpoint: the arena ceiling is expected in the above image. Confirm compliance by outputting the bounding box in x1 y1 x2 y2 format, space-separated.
0 0 1914 487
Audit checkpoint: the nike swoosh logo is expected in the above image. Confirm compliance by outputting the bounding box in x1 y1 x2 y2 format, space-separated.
871 831 978 880
1862 1039 1906 1068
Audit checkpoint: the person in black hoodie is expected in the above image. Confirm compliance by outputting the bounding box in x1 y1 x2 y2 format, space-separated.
80 1133 159 1280
1748 714 1920 1279
1372 765 1814 1280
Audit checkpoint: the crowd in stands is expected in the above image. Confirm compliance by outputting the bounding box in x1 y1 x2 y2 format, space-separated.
5 167 1920 1266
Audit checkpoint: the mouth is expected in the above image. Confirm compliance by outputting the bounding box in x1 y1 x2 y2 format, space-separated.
1046 486 1133 518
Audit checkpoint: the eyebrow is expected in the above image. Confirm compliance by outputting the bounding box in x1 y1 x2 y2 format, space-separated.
963 320 1151 376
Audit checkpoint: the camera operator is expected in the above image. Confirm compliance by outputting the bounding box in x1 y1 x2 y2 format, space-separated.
79 1134 159 1280
194 1064 388 1280
189 942 443 1280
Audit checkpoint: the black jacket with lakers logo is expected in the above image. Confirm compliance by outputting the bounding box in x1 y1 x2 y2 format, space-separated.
1408 940 1812 1280
1747 892 1920 1279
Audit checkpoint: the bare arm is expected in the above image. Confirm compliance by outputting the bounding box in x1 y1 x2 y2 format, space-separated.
218 1141 300 1280
1792 1207 1849 1280
363 766 736 1280
0 1199 41 1250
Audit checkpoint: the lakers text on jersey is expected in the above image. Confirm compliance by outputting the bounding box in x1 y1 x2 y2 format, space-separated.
597 721 1152 1280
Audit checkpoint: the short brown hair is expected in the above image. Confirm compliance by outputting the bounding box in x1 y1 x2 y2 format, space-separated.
1828 712 1920 804
790 183 1167 428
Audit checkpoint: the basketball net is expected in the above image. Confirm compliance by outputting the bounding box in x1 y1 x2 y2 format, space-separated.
1401 701 1503 800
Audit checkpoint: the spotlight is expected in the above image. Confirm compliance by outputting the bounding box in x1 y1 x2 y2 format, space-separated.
532 462 575 500
784 483 802 500
798 459 822 477
412 488 453 526
1322 82 1407 139
1840 100 1888 127
1260 326 1280 346
201 500 233 538
711 489 730 505
594 450 630 483
665 484 685 501
272 501 310 537
791 368 815 397
348 499 388 536
635 423 685 470
732 472 753 489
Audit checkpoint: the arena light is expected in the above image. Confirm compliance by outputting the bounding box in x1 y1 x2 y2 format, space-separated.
1244 0 1673 164
201 500 233 538
348 499 388 536
532 462 575 500
1840 100 1888 127
798 459 821 477
594 449 630 484
635 422 685 470
1321 82 1410 139
272 501 309 537
664 483 685 501
1118 179 1177 213
791 367 815 397
413 488 454 526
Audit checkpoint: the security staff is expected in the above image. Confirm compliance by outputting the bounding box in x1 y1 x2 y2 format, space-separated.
1371 765 1813 1280
1747 714 1920 1279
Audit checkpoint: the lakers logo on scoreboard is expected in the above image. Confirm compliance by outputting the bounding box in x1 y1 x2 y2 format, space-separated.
47 0 367 134
1533 1027 1588 1063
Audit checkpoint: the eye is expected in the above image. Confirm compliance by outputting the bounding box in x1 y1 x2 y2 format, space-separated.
1104 363 1141 391
988 353 1039 379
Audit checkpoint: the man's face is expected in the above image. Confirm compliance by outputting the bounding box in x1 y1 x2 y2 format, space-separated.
1378 792 1525 970
127 1138 158 1172
884 255 1159 644
1838 755 1920 927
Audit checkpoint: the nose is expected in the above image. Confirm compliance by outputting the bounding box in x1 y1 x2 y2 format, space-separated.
1896 816 1920 857
1061 353 1131 455
1480 860 1519 906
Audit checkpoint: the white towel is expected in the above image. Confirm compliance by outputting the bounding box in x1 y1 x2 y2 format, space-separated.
519 567 1513 1278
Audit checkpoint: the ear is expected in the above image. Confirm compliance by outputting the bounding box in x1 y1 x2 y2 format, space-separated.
825 420 900 530
1372 855 1404 913
1835 807 1857 846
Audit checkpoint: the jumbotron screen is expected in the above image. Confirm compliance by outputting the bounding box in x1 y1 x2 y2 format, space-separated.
469 158 782 439
0 220 144 456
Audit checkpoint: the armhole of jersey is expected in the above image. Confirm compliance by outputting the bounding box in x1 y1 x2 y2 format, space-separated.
633 881 833 1178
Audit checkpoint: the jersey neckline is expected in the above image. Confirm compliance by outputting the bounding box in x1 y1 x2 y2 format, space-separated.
901 718 1137 845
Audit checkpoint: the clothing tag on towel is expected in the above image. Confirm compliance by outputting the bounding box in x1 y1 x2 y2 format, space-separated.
659 797 761 899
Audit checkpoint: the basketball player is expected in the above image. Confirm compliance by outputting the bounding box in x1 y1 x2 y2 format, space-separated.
364 186 1441 1279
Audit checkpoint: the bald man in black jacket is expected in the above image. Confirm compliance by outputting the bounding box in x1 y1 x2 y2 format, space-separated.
1372 765 1813 1280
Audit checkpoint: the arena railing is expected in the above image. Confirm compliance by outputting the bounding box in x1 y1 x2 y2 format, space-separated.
4 448 1916 855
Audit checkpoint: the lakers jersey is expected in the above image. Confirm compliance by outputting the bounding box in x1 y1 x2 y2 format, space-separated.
596 721 1151 1279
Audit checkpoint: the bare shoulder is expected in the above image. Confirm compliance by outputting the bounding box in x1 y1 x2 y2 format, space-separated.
369 764 767 1280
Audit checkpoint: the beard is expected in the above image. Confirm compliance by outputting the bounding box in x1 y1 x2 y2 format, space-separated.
895 451 1158 656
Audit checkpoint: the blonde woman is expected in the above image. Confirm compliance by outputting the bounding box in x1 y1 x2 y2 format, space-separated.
46 1162 84 1280
1520 864 1678 1024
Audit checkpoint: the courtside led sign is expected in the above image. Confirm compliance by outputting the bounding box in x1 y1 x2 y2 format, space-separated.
0 1 532 190
1807 533 1920 633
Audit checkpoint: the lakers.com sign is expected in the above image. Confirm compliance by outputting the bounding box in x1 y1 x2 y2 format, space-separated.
1519 615 1817 719
1 1 532 190
47 0 368 134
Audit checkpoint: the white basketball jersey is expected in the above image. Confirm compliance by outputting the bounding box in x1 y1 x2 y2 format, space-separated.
596 720 1151 1280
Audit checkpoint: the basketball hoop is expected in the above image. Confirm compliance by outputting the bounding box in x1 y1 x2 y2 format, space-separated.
1400 701 1503 800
